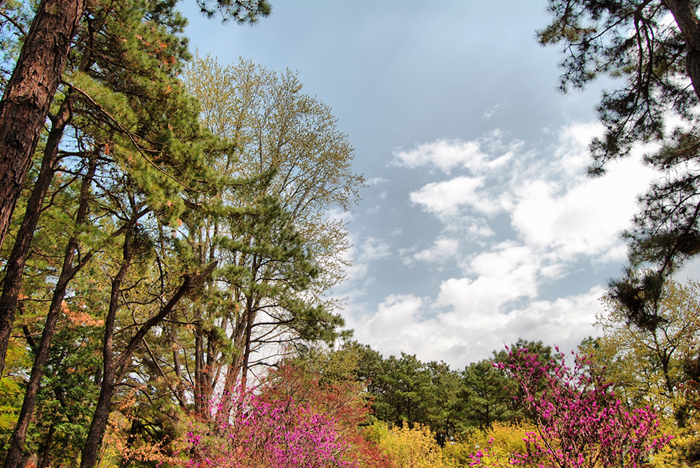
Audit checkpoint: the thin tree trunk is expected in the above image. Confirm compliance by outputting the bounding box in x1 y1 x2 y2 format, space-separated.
223 301 247 395
37 423 55 468
78 232 133 468
0 0 86 248
194 328 205 416
79 262 216 468
4 154 97 468
0 90 76 378
119 418 140 468
173 345 187 407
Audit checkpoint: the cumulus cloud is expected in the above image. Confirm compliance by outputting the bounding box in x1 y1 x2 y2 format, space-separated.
409 176 488 217
342 122 660 368
510 158 656 261
346 287 603 368
342 235 391 284
392 132 517 175
408 123 657 264
413 237 460 263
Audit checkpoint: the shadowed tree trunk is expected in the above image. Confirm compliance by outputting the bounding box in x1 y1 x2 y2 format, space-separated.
4 153 97 468
663 0 700 101
0 90 77 378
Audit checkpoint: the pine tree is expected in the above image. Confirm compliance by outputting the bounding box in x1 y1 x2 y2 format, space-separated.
540 0 700 325
0 0 218 464
0 0 271 249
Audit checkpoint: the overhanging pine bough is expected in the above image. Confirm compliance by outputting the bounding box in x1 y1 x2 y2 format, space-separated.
540 0 700 325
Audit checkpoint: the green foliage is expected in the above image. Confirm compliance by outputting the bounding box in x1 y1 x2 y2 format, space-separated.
372 353 436 427
581 279 700 465
195 0 271 23
591 280 700 417
458 339 551 431
0 0 36 90
184 54 363 298
0 343 29 436
459 360 514 430
158 54 364 413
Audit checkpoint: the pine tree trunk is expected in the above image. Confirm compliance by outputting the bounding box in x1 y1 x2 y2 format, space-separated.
79 266 212 468
0 0 86 249
0 91 75 378
37 424 55 468
664 0 700 100
3 155 97 468
78 232 133 468
194 329 205 416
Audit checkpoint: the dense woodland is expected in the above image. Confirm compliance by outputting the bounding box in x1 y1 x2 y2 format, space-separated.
3 0 700 466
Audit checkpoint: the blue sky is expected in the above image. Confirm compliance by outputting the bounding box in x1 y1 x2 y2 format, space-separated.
180 0 680 368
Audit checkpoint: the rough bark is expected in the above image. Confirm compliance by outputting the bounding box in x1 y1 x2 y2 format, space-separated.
663 0 700 100
172 345 187 406
0 0 86 249
194 329 205 416
37 424 55 468
240 294 255 392
78 233 133 468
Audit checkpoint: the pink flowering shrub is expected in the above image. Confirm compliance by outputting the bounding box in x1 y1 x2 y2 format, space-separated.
184 387 358 468
469 347 670 468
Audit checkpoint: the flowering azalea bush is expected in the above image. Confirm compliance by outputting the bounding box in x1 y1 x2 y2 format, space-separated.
468 347 670 468
184 387 357 468
260 362 393 468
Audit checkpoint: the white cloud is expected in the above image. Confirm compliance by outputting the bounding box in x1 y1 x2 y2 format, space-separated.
366 177 389 185
511 157 656 261
552 121 605 176
438 244 542 315
483 102 507 119
359 236 391 262
392 133 516 175
443 216 494 237
413 237 460 263
345 286 603 368
342 235 391 284
409 123 657 267
409 176 491 217
342 122 662 367
393 140 486 174
349 294 440 360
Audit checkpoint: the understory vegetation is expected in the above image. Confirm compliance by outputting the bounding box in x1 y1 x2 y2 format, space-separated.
2 282 700 466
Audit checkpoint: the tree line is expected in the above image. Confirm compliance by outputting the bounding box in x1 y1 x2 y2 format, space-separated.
279 279 700 466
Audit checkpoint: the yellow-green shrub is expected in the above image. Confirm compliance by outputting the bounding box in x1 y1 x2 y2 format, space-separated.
367 421 452 468
443 421 535 467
